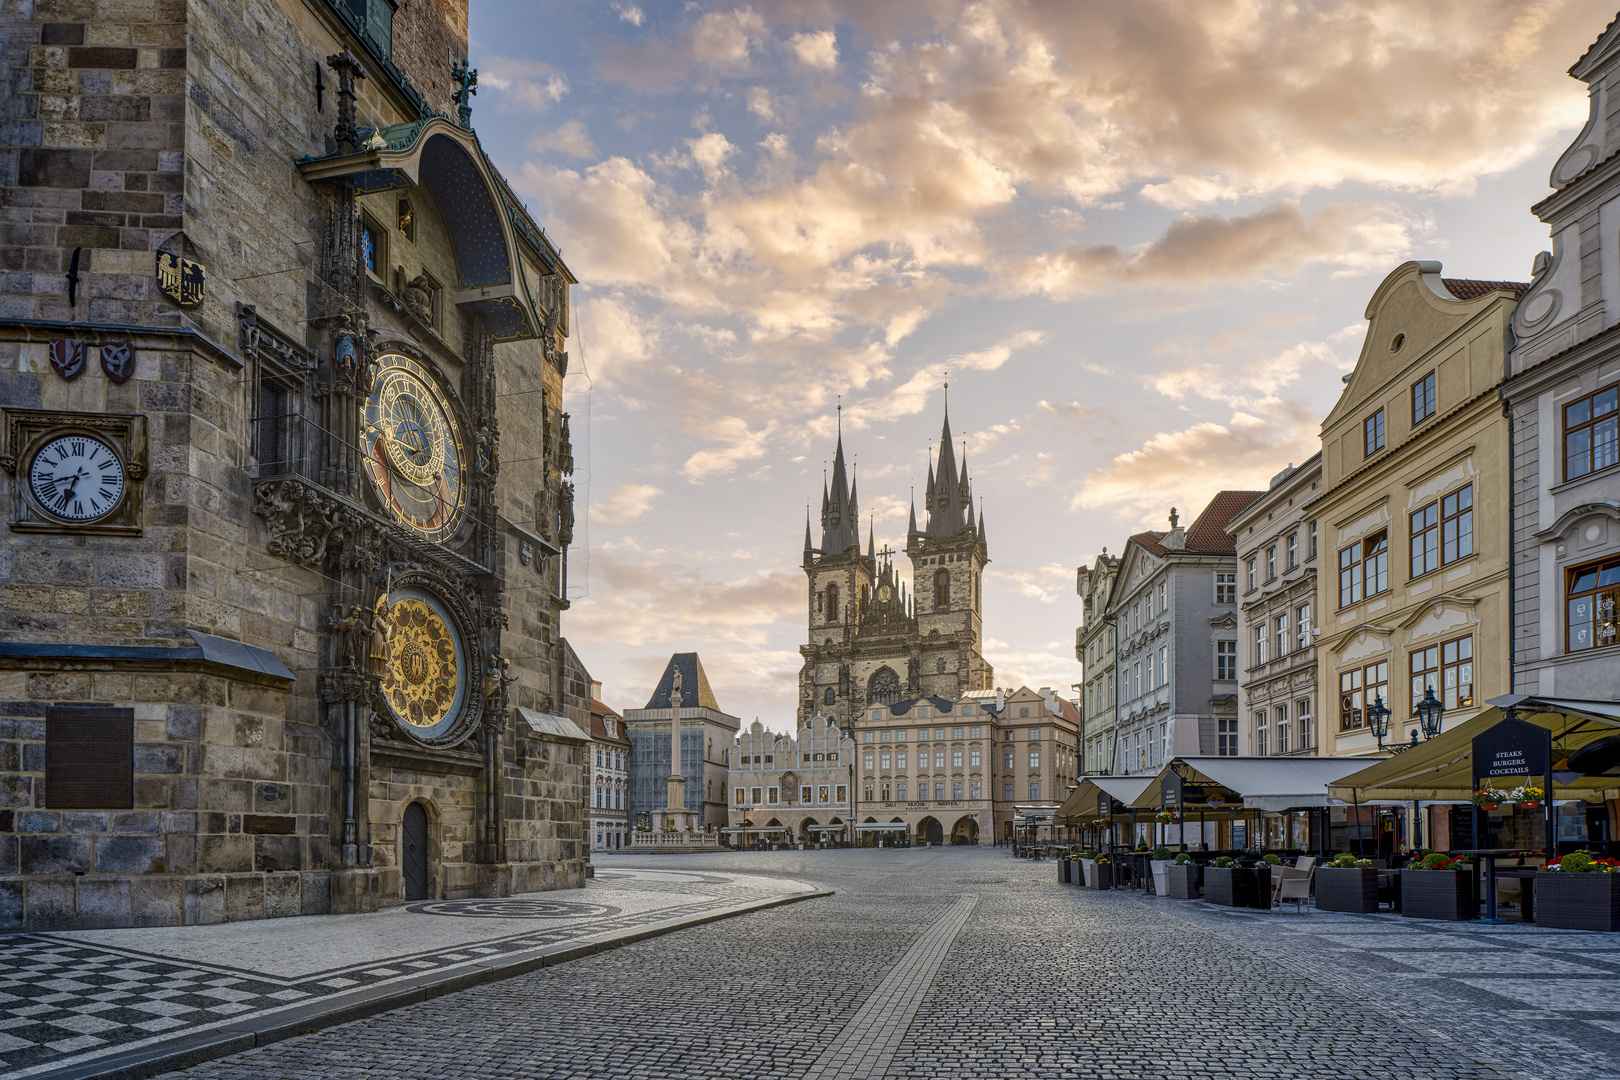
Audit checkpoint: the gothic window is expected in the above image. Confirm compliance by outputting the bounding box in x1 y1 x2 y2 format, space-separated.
826 583 840 622
934 569 950 610
867 667 902 706
936 658 946 674
824 688 835 705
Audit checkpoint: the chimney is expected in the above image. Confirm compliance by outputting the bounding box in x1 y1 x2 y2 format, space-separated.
590 679 602 702
1162 506 1186 551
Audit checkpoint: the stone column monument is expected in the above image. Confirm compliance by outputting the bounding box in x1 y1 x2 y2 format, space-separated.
662 668 696 832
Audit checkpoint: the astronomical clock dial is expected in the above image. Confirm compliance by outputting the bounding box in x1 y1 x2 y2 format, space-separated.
362 354 467 543
379 587 469 740
28 434 126 522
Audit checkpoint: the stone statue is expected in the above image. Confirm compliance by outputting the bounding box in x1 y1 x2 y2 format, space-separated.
332 314 359 386
404 274 433 325
368 591 395 675
484 657 517 713
558 481 575 546
338 605 370 669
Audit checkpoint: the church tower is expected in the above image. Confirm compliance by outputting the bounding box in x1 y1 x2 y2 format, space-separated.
797 398 992 729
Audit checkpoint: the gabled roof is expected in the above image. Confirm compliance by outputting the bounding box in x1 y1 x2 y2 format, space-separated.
643 652 721 710
1572 12 1620 79
1188 491 1264 551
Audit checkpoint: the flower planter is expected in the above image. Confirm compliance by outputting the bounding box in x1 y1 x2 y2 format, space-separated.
1203 866 1269 909
1478 802 1499 812
1167 863 1201 899
1092 863 1113 889
1058 857 1072 884
1150 859 1173 896
1080 859 1097 889
1315 866 1381 913
1401 870 1475 921
1520 801 1541 810
1534 872 1620 931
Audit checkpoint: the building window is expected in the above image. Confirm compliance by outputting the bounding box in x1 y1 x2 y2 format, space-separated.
1246 559 1256 591
734 787 745 806
767 787 778 805
934 781 945 800
1296 603 1311 651
950 780 962 800
1274 615 1287 658
751 787 763 804
897 751 907 769
969 749 980 767
1564 384 1618 481
1442 485 1473 565
896 729 907 741
1297 698 1312 750
1253 623 1266 666
934 568 950 609
826 583 839 622
1287 533 1297 569
1568 557 1620 651
824 688 835 705
970 780 981 799
864 753 875 770
872 710 882 721
896 782 907 801
1158 647 1167 685
1338 531 1388 607
360 216 383 275
1411 635 1474 712
1003 782 1014 800
1275 704 1290 754
1254 712 1267 756
934 728 944 739
864 783 874 801
880 782 891 802
1364 409 1385 456
952 726 963 739
1217 716 1238 756
1216 640 1237 680
1265 546 1276 581
969 726 981 738
952 749 964 767
1412 371 1436 424
1309 521 1318 558
835 784 846 803
880 730 891 742
1028 749 1040 768
879 752 891 770
1019 707 1030 718
801 786 812 803
864 731 874 743
1028 728 1040 740
1215 572 1236 604
1410 501 1439 578
1003 751 1014 769
1339 661 1387 732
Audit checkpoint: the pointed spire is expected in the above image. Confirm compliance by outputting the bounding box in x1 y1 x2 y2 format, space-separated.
977 499 987 544
803 510 813 552
908 489 918 535
966 498 976 530
867 517 875 558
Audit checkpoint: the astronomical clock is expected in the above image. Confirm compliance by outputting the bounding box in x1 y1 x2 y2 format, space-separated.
362 353 468 544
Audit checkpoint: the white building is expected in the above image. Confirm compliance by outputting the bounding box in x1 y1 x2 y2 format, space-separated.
588 684 631 851
726 713 855 846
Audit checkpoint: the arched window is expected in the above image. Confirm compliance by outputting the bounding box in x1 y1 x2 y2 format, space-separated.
867 667 902 705
936 658 947 674
826 583 840 622
934 568 950 609
824 687 835 705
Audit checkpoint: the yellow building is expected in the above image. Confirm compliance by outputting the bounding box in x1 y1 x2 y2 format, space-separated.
1309 262 1525 759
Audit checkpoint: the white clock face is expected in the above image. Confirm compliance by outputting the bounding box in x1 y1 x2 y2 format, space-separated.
29 434 126 522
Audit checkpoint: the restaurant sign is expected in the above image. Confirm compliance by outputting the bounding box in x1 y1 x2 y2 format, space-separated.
1097 791 1110 818
1471 716 1551 782
1163 770 1182 810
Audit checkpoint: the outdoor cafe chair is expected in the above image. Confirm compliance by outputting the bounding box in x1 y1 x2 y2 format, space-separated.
1272 865 1313 913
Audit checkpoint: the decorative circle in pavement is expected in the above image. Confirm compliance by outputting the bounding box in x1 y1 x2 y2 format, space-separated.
405 898 622 919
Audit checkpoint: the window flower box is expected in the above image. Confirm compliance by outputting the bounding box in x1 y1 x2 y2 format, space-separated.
1401 869 1475 921
1315 866 1380 913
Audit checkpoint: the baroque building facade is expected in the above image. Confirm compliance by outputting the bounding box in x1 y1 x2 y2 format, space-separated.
1 0 589 930
1228 455 1322 758
1105 494 1258 775
726 713 854 846
587 683 629 851
1309 262 1524 757
797 406 993 731
1075 550 1119 775
1507 22 1620 698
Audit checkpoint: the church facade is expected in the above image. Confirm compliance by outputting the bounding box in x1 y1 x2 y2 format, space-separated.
1 0 589 930
798 407 994 731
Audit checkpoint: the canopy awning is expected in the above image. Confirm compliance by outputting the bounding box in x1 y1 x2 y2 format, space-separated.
1053 776 1154 825
721 826 789 834
1327 696 1620 802
807 824 847 832
853 822 911 832
1130 756 1383 812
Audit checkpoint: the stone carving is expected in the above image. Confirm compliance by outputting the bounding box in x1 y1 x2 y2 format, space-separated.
338 605 370 669
484 656 516 714
369 590 396 675
332 315 360 386
256 479 340 565
475 423 499 478
326 48 367 154
558 482 575 546
558 413 574 476
404 274 433 325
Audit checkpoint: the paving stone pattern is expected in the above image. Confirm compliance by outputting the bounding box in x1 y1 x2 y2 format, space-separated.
0 869 812 1078
141 848 1620 1080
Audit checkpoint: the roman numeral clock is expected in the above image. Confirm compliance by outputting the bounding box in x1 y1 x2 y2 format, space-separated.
2 410 148 535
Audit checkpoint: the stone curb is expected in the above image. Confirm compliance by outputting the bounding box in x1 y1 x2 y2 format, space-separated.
26 888 833 1080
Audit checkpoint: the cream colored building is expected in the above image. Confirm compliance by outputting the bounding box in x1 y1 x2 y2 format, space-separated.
1076 552 1120 775
726 713 855 845
1309 262 1524 757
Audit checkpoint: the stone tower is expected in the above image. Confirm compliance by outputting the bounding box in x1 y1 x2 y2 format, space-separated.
798 401 992 729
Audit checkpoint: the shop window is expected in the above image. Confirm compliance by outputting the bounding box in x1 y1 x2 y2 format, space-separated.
1412 371 1436 424
1564 384 1619 481
1364 408 1385 457
1568 557 1620 651
1338 530 1388 607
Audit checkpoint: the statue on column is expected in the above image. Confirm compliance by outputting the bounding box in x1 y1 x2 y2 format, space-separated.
368 590 395 675
338 605 370 669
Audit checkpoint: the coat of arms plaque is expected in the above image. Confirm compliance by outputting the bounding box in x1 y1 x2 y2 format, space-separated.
100 340 135 383
47 338 86 380
155 252 206 308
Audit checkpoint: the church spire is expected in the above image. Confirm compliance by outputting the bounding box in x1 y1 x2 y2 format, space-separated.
925 387 967 537
908 488 918 536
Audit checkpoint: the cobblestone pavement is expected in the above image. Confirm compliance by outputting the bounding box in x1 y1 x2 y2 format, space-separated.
0 868 817 1079
133 847 1620 1080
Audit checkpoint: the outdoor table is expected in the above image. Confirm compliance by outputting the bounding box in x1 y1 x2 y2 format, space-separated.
1492 868 1540 923
1375 871 1401 911
1446 849 1529 923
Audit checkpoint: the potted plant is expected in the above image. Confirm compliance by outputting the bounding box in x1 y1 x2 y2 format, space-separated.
1402 852 1475 921
1511 785 1545 810
1536 850 1620 931
1202 856 1249 907
1150 846 1175 896
1093 854 1112 890
1167 851 1200 899
1471 788 1510 812
1316 852 1380 913
1155 810 1181 824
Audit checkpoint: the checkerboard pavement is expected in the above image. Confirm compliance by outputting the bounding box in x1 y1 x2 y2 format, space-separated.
0 869 816 1079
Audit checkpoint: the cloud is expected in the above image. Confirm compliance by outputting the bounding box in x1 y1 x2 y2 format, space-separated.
682 416 780 480
575 294 659 385
532 120 598 159
791 29 839 69
989 562 1075 605
745 85 776 121
693 7 765 70
1010 201 1415 296
612 2 644 26
593 483 662 526
1149 340 1345 409
479 57 568 112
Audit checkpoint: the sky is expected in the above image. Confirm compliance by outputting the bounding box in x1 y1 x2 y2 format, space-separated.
469 0 1610 727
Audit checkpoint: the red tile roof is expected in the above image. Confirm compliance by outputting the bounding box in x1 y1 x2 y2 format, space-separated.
1441 278 1530 300
1186 491 1264 552
588 699 630 745
1130 530 1167 556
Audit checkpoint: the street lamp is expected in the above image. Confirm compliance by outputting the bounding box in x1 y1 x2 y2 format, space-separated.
1415 687 1445 740
1367 694 1393 751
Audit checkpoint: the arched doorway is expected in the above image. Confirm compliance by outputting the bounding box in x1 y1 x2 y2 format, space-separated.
951 816 979 845
918 816 943 845
800 817 819 841
401 802 430 900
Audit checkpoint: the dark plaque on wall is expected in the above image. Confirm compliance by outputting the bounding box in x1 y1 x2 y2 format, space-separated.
45 706 134 809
